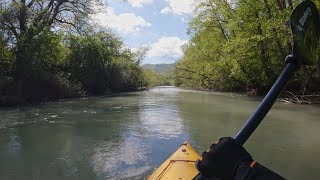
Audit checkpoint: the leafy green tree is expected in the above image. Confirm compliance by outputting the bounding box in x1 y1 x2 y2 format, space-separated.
67 32 117 94
0 1 147 105
0 0 102 80
143 70 174 87
177 0 320 94
0 32 14 79
67 31 145 94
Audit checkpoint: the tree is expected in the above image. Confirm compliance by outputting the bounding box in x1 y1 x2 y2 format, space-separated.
66 31 146 94
0 0 102 80
176 0 317 94
0 0 147 105
0 32 14 78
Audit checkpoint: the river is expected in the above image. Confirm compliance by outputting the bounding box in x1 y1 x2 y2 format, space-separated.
0 87 319 180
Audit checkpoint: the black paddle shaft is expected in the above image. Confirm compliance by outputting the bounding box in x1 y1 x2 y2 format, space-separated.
234 55 300 145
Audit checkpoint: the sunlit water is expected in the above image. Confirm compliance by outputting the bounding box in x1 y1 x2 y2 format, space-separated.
0 87 320 180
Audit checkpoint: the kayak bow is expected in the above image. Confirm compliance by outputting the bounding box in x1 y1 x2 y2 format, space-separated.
148 142 200 180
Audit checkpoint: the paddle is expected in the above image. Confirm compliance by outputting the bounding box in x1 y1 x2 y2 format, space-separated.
234 0 320 145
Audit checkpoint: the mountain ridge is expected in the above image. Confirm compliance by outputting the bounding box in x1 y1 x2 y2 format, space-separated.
141 63 175 73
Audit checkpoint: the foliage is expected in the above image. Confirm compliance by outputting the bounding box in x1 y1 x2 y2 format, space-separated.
0 33 14 79
142 63 175 87
0 1 146 105
143 69 174 87
0 0 102 80
177 0 320 94
66 32 145 94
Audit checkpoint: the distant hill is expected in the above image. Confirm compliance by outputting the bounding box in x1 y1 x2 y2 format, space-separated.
142 63 175 73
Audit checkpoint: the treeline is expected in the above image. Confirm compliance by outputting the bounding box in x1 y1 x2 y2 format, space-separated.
0 1 145 106
176 0 320 95
143 70 175 87
142 64 175 86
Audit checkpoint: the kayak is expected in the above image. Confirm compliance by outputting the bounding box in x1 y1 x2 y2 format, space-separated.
148 141 201 180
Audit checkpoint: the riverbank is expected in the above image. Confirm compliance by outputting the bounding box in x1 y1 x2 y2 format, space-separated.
279 91 320 104
179 86 320 104
2 84 319 106
0 87 147 107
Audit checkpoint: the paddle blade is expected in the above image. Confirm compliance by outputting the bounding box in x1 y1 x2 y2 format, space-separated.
290 1 320 65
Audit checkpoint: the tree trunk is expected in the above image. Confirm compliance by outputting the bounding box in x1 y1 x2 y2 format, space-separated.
255 11 274 82
263 0 286 58
287 0 294 9
300 66 310 95
275 0 285 10
317 58 320 77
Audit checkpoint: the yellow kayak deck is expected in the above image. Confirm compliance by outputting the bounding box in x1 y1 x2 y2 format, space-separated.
148 141 201 180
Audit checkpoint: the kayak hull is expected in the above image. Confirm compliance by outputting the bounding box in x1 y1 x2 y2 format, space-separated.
148 141 201 180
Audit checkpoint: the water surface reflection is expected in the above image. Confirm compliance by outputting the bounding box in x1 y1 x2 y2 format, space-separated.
0 87 320 179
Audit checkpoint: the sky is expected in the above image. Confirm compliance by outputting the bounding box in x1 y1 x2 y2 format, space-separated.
93 0 197 64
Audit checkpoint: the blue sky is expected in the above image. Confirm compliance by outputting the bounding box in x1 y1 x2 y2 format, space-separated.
93 0 196 64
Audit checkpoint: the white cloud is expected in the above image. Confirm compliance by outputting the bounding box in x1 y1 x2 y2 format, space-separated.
93 7 151 33
147 37 188 57
128 0 153 7
161 0 195 15
160 7 171 14
131 44 150 53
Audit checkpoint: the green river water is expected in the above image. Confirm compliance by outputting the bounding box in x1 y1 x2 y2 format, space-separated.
0 87 320 180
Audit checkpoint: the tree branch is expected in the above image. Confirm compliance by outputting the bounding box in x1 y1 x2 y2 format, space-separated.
27 0 36 8
54 18 76 28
